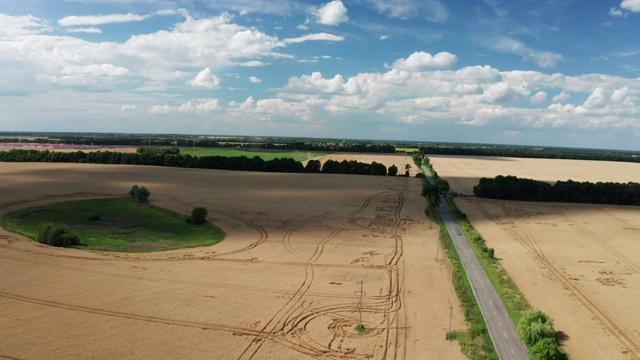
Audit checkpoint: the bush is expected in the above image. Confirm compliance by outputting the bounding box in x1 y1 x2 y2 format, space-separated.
517 309 556 347
87 214 101 221
38 223 80 247
190 207 208 225
531 338 568 360
129 185 150 203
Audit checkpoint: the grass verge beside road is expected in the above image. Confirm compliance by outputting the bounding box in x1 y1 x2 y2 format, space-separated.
433 207 498 360
2 197 224 252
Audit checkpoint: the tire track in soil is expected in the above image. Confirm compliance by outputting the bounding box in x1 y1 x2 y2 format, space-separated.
0 254 387 301
474 200 640 359
0 290 261 336
237 227 317 359
551 206 640 273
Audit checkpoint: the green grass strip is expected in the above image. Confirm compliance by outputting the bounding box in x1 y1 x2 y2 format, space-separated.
179 147 329 161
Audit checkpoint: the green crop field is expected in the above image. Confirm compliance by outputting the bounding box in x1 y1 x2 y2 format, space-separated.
179 147 329 161
2 197 224 252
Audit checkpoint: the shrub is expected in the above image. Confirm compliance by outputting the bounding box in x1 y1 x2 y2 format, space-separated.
190 207 208 225
38 223 80 248
517 309 556 347
531 338 568 360
87 214 101 221
129 185 150 203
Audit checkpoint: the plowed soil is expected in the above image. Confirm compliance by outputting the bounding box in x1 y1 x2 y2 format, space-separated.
0 162 464 360
429 155 640 360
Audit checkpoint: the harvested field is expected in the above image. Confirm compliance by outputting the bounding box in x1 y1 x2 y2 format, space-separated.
428 155 640 194
0 162 464 360
310 153 419 176
430 155 640 359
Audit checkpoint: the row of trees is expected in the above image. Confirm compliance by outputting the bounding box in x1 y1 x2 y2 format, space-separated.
0 149 393 176
419 144 640 163
517 309 567 360
0 133 396 153
473 175 640 206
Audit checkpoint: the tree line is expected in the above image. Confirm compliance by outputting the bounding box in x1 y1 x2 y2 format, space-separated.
0 132 396 153
474 175 640 206
419 144 640 163
0 149 395 176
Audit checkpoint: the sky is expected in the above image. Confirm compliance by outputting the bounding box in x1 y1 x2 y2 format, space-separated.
1 0 640 150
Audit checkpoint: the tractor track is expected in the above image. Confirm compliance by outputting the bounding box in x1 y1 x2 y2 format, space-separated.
474 200 640 359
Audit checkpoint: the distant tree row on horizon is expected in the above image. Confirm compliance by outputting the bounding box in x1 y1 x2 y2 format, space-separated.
474 175 640 206
0 149 398 176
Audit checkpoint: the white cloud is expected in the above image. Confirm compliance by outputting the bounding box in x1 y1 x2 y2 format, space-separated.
491 37 562 68
481 82 530 103
150 99 221 115
380 35 390 40
284 33 345 43
363 0 449 22
552 91 571 103
61 64 130 77
621 0 640 12
608 7 625 17
121 104 138 111
0 14 51 36
58 13 151 26
312 0 349 26
582 87 607 108
66 27 102 33
188 68 221 89
297 24 309 30
390 51 457 71
610 86 630 103
249 76 262 83
531 91 547 105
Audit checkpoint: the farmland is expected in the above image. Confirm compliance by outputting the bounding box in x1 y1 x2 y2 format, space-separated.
0 160 464 360
429 155 640 359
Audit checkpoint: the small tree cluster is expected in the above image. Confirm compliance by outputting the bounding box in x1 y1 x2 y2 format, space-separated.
38 223 80 248
189 207 208 225
129 185 150 203
517 309 567 360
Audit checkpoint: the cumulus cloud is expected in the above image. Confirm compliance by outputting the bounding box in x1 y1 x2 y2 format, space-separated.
312 0 349 26
58 13 151 26
491 37 562 68
249 76 262 83
188 68 221 89
284 33 344 43
150 99 221 115
0 14 51 36
621 0 640 12
389 51 457 71
61 64 130 77
552 91 571 103
609 7 625 16
531 91 547 105
583 87 606 108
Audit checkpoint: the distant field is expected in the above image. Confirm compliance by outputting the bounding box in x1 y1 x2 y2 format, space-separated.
395 147 419 153
179 147 329 161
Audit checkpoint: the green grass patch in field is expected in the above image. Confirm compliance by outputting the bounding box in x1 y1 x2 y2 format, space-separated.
395 147 419 153
179 147 329 162
1 197 224 252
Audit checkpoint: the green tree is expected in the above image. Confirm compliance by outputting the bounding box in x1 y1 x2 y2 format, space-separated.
136 187 150 203
388 165 398 176
530 338 567 360
129 185 139 198
190 207 208 225
305 159 321 173
517 309 556 347
38 223 80 248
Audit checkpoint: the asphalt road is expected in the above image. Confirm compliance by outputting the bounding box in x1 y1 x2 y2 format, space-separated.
423 166 529 359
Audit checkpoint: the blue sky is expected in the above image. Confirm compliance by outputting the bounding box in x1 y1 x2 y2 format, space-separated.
1 0 640 150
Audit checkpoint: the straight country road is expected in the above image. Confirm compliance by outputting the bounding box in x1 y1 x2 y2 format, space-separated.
423 165 529 359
